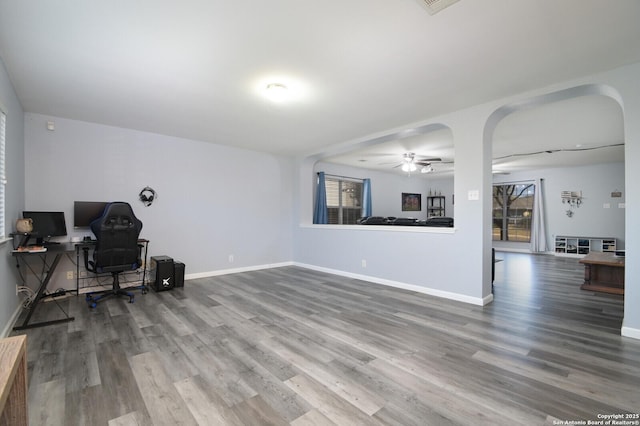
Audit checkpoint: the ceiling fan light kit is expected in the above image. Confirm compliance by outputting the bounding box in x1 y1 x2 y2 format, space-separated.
398 152 441 175
421 164 434 174
402 162 417 172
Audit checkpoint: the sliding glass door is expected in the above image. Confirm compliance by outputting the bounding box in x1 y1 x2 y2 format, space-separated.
492 183 535 242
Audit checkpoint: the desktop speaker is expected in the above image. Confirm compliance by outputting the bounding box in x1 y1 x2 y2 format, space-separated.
150 255 174 292
174 261 185 287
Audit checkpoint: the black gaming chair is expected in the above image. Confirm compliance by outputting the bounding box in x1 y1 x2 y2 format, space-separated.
83 202 144 308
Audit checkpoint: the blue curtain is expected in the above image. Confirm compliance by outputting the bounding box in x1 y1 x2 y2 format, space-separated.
313 172 328 224
362 178 372 217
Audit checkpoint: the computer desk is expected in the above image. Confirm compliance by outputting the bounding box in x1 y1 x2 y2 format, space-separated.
11 243 76 331
11 238 150 330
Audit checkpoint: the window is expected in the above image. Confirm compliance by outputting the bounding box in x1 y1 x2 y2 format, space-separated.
0 107 5 239
492 183 534 242
325 177 363 224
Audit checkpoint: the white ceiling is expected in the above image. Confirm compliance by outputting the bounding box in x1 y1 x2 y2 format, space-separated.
324 93 625 176
0 0 639 167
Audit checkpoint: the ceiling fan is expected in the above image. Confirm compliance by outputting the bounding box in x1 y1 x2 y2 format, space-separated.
396 152 442 174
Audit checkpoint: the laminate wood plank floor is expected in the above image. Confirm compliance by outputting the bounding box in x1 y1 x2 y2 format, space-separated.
11 252 640 425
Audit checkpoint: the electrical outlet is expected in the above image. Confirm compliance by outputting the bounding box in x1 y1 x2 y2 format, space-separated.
66 271 74 280
228 254 234 263
361 259 367 268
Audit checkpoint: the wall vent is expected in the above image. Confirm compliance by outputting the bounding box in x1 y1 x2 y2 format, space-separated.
423 0 460 15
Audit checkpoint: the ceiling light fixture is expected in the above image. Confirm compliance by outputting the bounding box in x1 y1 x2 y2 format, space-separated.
265 83 289 102
255 75 309 103
401 152 417 174
402 162 417 173
421 164 434 174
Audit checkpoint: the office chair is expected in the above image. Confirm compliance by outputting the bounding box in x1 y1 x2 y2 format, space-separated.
83 202 144 308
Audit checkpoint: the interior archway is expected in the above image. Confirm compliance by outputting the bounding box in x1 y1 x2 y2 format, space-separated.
484 83 626 320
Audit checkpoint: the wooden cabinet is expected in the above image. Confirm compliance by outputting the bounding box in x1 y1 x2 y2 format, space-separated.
579 252 625 295
554 236 616 257
426 196 445 217
0 335 28 426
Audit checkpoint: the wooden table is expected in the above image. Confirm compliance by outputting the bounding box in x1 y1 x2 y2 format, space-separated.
0 335 28 425
579 252 625 295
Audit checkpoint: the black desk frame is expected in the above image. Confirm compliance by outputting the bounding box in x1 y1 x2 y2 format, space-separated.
11 238 149 330
12 243 76 331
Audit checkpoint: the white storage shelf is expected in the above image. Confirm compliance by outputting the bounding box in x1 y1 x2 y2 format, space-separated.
554 236 616 257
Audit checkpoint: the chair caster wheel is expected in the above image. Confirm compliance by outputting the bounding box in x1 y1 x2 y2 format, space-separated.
90 302 97 309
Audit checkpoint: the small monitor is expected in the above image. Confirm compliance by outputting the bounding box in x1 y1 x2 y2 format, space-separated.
22 211 67 244
74 201 108 228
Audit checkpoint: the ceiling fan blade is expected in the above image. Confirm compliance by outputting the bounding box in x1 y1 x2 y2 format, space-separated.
416 157 442 162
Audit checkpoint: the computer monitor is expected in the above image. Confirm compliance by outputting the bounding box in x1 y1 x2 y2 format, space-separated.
73 201 108 228
22 211 67 245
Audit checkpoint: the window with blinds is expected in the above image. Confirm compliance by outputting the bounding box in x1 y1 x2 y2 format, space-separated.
0 109 5 239
325 177 363 224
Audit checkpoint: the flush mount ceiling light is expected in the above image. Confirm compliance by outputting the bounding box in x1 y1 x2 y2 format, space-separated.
265 83 289 102
255 75 309 103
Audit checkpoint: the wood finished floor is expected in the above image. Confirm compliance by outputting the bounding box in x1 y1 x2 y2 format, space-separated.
11 252 640 426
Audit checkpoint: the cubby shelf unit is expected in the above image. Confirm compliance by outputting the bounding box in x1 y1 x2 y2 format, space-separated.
554 235 616 257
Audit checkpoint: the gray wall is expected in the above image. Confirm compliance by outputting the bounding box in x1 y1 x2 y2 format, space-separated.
295 108 493 306
23 113 295 288
493 162 625 250
2 60 639 339
294 62 640 338
0 56 25 336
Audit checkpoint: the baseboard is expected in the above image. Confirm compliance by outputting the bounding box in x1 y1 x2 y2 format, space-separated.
493 247 532 254
494 247 555 255
483 293 494 305
621 326 640 340
294 262 491 306
186 261 490 306
185 261 294 280
1 304 23 338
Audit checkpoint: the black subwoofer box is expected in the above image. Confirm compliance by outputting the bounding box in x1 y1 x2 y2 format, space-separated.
174 261 185 287
151 255 174 291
